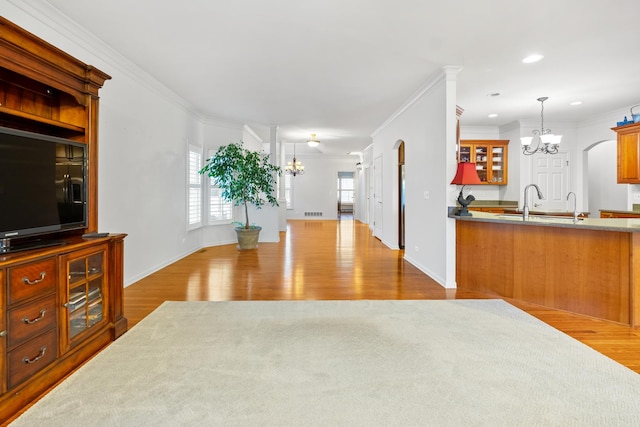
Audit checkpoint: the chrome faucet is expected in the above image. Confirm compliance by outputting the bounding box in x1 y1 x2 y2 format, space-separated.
523 184 544 221
567 191 578 222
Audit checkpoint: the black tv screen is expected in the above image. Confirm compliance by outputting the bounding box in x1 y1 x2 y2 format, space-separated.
0 127 87 241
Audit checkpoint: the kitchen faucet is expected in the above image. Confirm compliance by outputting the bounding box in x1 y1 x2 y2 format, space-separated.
567 191 579 222
523 184 544 221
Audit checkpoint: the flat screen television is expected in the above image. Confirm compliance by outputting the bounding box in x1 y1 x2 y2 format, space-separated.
0 126 87 252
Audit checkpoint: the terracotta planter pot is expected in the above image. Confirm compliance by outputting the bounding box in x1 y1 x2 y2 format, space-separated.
235 226 261 250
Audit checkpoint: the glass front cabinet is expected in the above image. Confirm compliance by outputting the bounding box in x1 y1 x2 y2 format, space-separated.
60 245 108 351
458 140 509 185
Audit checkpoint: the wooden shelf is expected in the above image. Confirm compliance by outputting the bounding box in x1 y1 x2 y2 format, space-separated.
0 105 85 134
458 140 510 185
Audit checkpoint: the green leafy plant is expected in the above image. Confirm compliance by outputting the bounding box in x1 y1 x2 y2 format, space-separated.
199 142 281 229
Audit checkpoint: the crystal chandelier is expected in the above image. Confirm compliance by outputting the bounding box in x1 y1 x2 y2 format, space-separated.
520 97 562 155
285 143 304 176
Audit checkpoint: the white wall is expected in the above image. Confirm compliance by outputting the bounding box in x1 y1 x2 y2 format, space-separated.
286 155 358 220
576 107 636 213
371 68 459 287
2 2 254 286
588 139 627 215
497 121 522 203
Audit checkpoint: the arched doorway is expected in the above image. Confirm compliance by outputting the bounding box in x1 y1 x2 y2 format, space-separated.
585 139 626 214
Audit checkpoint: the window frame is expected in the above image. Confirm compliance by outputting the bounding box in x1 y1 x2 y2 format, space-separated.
205 148 234 225
187 144 203 231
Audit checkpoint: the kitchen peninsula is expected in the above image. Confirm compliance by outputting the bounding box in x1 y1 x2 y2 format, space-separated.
452 211 640 328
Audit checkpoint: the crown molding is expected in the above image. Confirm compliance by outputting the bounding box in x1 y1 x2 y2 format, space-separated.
371 66 462 138
6 0 241 128
243 124 263 142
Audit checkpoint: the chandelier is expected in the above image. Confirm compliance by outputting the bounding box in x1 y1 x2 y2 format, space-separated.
285 143 304 176
307 133 320 148
520 97 562 155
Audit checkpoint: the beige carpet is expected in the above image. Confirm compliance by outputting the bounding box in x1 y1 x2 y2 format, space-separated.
10 300 640 426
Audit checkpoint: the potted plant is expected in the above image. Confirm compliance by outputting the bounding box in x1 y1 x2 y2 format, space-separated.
199 142 281 249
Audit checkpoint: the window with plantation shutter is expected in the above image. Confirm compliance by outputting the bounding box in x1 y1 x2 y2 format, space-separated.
205 149 234 224
209 184 233 223
188 145 202 230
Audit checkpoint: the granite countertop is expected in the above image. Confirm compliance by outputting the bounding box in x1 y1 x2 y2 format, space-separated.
468 200 518 208
599 209 640 214
599 204 640 214
501 208 591 216
449 210 640 232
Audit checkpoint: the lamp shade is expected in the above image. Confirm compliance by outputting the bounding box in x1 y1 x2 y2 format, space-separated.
451 162 483 185
540 134 555 144
520 136 533 146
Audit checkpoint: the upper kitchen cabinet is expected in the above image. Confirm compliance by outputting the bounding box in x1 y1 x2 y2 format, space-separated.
458 140 509 185
614 122 640 183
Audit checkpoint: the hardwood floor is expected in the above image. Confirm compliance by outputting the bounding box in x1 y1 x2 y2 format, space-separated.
124 218 640 374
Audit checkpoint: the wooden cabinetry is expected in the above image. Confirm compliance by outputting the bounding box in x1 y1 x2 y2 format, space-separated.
0 17 111 232
458 140 509 185
600 210 640 218
614 122 640 184
0 18 126 424
61 246 108 351
6 258 58 390
455 219 638 327
0 236 126 422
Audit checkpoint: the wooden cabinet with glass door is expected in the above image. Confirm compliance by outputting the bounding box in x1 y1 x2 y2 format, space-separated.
60 245 109 353
459 140 509 185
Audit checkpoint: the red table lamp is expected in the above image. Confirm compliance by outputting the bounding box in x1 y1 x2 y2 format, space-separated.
451 162 482 216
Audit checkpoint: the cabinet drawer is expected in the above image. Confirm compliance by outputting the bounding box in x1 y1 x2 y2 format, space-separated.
8 294 57 349
8 258 56 304
8 328 57 389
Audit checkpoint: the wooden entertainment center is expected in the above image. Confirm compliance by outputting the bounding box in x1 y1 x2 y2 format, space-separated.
0 18 127 423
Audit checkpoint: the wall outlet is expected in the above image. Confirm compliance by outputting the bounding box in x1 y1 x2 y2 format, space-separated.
424 191 430 199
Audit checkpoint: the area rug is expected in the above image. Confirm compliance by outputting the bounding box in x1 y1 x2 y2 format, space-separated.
10 300 640 426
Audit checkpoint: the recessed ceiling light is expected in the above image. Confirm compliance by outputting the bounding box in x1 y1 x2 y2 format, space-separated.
570 101 582 106
522 54 544 64
488 113 498 118
488 92 501 97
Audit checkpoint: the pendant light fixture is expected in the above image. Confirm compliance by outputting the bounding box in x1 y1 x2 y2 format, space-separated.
285 143 304 176
520 97 562 155
307 133 320 148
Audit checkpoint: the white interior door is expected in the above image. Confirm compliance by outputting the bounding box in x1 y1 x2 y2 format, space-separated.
373 156 383 238
364 165 371 225
531 152 569 210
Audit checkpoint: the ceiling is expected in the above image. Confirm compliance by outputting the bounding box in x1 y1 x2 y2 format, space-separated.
44 0 640 156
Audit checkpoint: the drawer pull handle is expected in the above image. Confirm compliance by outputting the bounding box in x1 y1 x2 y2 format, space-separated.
22 309 46 325
22 271 46 285
22 346 47 364
0 330 6 337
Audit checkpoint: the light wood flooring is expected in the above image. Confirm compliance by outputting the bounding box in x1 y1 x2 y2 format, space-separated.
124 218 640 374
